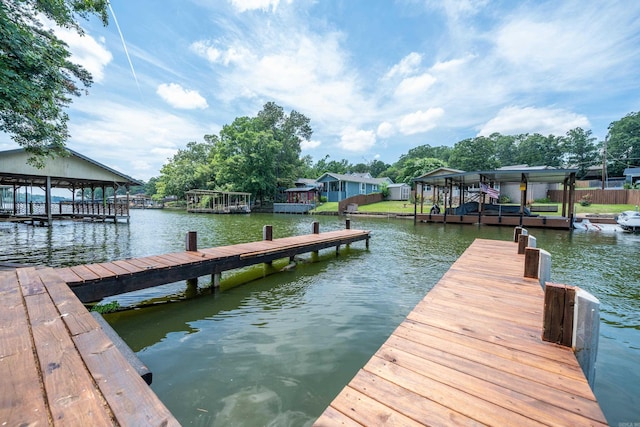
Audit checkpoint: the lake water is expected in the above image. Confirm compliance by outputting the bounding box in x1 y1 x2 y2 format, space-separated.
1 209 638 425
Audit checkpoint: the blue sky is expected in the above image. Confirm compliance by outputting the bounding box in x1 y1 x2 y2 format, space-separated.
2 0 639 182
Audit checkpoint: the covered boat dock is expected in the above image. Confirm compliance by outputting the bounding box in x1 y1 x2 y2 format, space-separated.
186 189 251 214
412 168 577 230
0 148 142 226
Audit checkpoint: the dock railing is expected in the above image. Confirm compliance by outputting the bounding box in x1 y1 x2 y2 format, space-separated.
515 226 600 387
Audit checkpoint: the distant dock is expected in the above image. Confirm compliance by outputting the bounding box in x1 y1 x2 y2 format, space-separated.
314 237 607 426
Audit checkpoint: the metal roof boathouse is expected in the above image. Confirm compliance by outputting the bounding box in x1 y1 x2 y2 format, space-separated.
412 167 577 230
0 148 142 226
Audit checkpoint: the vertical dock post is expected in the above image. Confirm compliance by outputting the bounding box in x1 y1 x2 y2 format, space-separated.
513 226 524 242
542 282 575 347
263 225 273 265
345 219 351 229
524 247 540 279
185 231 198 286
312 221 320 256
263 225 273 241
212 268 221 290
517 232 529 254
186 231 198 252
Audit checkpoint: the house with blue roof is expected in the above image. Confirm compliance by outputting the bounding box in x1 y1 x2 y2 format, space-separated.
316 172 393 202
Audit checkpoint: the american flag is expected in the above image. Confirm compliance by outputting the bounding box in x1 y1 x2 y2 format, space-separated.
480 183 500 199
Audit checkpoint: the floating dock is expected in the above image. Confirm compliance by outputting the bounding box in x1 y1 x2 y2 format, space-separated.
314 238 607 426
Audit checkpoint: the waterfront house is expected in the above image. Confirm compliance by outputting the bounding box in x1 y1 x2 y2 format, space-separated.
316 172 393 202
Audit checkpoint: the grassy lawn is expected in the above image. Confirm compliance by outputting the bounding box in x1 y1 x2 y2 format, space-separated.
309 201 637 215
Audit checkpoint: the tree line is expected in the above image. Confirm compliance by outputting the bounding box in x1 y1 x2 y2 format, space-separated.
147 106 639 201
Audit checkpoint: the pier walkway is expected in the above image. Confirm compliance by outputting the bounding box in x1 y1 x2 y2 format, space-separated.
314 238 607 426
56 227 370 303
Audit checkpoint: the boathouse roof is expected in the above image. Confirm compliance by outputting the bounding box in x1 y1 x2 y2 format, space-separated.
0 147 142 189
413 167 577 187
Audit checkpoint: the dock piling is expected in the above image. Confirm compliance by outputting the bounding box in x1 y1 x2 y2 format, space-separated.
263 225 273 241
524 247 540 278
186 231 198 252
312 221 320 234
542 282 575 347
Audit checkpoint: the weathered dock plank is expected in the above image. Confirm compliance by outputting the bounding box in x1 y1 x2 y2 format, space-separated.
314 238 607 426
0 267 180 426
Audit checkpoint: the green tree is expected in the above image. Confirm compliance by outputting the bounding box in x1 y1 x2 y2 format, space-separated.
397 144 451 167
490 133 518 167
257 101 312 189
369 159 390 177
213 116 278 202
516 134 563 167
563 128 599 179
155 140 214 200
396 157 447 184
0 0 108 166
449 137 499 171
606 112 640 177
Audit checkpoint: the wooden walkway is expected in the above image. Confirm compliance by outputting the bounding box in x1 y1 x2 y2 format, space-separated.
0 227 369 425
0 267 179 426
314 239 607 426
56 228 370 303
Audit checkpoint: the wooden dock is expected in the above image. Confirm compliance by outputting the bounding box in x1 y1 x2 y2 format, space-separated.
56 227 370 303
314 238 607 426
0 267 179 426
0 226 369 425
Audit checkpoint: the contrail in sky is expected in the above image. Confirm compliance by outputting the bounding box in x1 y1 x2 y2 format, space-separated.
108 1 142 97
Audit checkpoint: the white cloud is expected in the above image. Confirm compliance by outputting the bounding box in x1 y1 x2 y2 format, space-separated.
301 139 321 150
377 122 394 138
68 99 213 181
478 106 590 136
394 73 437 98
55 28 112 83
398 108 445 135
192 22 370 128
229 0 291 12
338 128 376 152
384 52 422 79
156 83 208 109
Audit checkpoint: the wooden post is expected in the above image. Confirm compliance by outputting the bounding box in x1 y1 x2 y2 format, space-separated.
517 233 528 254
263 225 273 241
345 219 351 229
312 221 320 234
524 247 540 278
186 231 198 251
513 226 525 242
542 282 576 347
212 271 221 289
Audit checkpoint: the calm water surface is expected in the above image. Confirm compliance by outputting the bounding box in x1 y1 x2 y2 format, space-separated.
1 210 638 425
